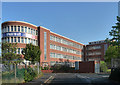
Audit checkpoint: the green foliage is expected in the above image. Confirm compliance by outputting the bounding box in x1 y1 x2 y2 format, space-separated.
24 66 37 82
16 68 25 78
2 42 22 65
106 16 120 58
22 43 41 64
100 61 108 73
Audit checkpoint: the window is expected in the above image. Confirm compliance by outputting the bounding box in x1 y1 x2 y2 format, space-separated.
44 32 47 60
21 48 23 54
11 37 13 43
50 44 53 49
33 40 35 45
33 29 35 35
25 27 27 33
28 38 30 43
21 37 24 43
25 38 27 43
31 28 32 34
4 26 7 32
7 26 9 32
14 26 17 32
18 48 20 54
28 28 30 33
21 26 24 32
14 37 16 42
18 26 20 32
18 37 20 43
7 37 9 42
11 26 13 31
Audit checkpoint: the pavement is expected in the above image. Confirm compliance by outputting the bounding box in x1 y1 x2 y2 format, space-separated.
18 73 120 85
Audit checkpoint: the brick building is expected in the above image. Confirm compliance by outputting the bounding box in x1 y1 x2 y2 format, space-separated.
85 40 109 61
2 21 84 67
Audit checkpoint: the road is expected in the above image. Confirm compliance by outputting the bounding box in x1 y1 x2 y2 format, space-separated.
47 73 120 85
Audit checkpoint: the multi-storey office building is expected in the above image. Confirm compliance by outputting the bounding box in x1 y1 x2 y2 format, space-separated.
85 40 108 61
2 21 84 67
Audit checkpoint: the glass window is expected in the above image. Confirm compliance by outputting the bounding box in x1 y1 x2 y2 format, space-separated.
8 26 9 32
28 28 30 33
11 37 13 43
25 38 27 43
18 26 20 32
28 38 30 43
44 32 47 60
31 39 32 44
33 29 35 35
21 37 24 43
34 40 35 45
14 26 17 32
7 37 9 42
21 26 24 32
18 48 20 54
31 28 32 34
11 26 13 31
14 37 16 43
25 27 27 33
18 37 20 43
21 48 23 54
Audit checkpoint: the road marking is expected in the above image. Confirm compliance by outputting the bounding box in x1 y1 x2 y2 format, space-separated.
44 74 56 84
102 75 109 77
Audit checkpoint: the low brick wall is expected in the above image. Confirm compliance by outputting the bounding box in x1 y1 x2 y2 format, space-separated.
41 70 53 73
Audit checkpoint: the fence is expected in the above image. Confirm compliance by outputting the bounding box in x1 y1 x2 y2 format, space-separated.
2 64 41 83
111 58 120 68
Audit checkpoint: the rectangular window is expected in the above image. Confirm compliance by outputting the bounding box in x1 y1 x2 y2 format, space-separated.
11 26 13 31
44 32 47 60
25 27 27 33
28 38 30 43
8 26 9 32
18 37 20 43
21 26 24 32
31 28 32 34
21 37 24 43
28 28 30 33
14 26 17 32
11 37 13 43
18 26 20 32
14 37 16 42
21 48 23 54
18 48 20 54
7 37 9 42
25 38 27 43
33 29 35 35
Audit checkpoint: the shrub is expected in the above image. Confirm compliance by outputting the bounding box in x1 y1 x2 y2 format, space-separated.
100 61 108 72
24 66 37 82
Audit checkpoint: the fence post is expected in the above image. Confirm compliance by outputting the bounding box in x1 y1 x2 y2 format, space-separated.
14 63 16 83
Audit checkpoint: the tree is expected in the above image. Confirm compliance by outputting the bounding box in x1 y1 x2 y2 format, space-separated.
105 46 119 67
2 42 22 69
22 43 41 74
2 42 22 83
105 16 120 64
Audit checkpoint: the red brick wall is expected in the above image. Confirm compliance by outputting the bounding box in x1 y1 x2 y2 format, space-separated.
79 61 95 73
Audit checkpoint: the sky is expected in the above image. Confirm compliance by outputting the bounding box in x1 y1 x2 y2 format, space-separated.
1 2 118 44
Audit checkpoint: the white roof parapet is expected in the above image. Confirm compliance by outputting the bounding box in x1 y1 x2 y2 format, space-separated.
2 21 38 27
